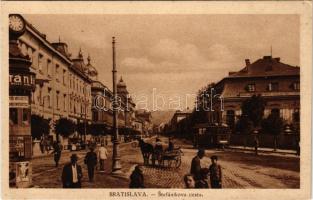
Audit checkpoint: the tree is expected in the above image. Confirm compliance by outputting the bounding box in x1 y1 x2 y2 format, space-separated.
31 114 50 140
235 115 254 135
261 112 284 150
89 123 107 136
54 118 75 141
241 95 266 128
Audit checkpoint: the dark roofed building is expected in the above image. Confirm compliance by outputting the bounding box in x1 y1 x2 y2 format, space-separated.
209 56 300 131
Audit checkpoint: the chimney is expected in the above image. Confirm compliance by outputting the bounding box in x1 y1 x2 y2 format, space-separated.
274 57 280 62
245 59 250 72
245 59 250 66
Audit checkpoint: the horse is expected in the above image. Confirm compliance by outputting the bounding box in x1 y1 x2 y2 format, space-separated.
138 139 154 165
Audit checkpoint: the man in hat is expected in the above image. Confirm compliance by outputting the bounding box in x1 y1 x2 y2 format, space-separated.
190 149 205 182
84 147 97 182
61 154 83 188
129 165 144 188
208 155 222 188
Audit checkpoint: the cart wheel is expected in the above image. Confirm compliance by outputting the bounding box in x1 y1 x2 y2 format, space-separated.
175 156 182 168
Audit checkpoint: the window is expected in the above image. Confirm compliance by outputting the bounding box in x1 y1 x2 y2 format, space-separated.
293 82 300 90
22 109 30 126
56 64 60 82
9 108 18 125
38 87 42 105
63 69 67 85
69 74 72 89
56 91 60 110
63 94 67 111
48 88 52 108
226 110 235 128
268 82 279 91
47 59 52 76
92 111 98 121
271 108 280 117
38 54 43 71
246 84 255 92
293 109 300 122
27 47 33 62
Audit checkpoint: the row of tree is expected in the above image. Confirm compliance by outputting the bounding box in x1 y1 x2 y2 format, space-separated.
31 115 141 141
31 115 109 141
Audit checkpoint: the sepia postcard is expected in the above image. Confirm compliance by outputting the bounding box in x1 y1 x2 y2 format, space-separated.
0 1 312 200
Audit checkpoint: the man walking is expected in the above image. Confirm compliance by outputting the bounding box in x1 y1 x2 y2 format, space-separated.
84 147 97 182
61 154 83 188
52 141 62 167
98 143 108 172
190 149 205 182
208 155 222 188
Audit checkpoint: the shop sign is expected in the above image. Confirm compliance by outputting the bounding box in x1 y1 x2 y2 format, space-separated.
9 74 35 87
9 96 29 108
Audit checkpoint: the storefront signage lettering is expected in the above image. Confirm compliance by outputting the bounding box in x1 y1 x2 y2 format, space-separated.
9 74 35 87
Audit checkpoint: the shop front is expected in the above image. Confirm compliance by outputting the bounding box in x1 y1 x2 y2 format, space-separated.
9 14 35 188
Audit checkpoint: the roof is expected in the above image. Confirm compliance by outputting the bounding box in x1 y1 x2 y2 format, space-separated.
228 56 300 78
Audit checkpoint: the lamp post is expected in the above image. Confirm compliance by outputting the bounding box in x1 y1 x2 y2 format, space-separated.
111 37 122 174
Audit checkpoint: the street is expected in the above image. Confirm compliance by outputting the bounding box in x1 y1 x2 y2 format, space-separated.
32 136 299 188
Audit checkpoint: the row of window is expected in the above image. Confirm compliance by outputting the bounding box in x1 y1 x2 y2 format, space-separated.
19 41 91 96
246 82 300 92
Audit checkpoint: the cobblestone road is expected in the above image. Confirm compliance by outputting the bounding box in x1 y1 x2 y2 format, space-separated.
31 137 300 188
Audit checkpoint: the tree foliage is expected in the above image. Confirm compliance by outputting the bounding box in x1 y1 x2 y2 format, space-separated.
54 118 75 138
89 123 108 136
261 113 284 135
235 115 254 134
31 114 51 140
241 95 266 127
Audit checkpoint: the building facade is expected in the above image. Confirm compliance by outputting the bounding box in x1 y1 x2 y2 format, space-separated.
18 16 92 142
209 56 300 130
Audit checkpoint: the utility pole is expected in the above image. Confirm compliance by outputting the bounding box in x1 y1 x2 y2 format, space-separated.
111 37 122 174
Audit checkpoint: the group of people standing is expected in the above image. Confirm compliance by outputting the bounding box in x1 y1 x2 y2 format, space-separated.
61 143 109 188
186 149 223 188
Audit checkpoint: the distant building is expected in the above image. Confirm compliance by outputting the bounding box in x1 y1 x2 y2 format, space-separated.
135 110 153 135
209 56 300 130
117 77 136 130
168 109 192 135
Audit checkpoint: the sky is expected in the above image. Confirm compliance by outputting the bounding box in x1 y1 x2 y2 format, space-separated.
24 14 299 111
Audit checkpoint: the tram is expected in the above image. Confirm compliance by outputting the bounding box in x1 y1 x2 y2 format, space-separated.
193 123 231 148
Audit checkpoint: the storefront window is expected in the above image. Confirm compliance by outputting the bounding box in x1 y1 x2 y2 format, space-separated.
22 109 30 126
9 108 18 125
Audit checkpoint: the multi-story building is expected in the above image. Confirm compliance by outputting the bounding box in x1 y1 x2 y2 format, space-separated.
117 77 136 129
209 56 300 130
18 16 92 142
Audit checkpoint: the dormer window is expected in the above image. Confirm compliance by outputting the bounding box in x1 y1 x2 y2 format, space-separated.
246 84 255 92
268 82 279 91
293 82 300 90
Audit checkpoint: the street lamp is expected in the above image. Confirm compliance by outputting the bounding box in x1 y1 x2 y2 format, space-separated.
111 37 122 174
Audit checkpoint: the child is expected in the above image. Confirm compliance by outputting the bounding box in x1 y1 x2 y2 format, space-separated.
209 155 222 188
183 174 195 188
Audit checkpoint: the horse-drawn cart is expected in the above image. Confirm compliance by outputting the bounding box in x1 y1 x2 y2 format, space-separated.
153 148 183 168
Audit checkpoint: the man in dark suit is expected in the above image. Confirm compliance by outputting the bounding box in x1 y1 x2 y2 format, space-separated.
84 147 97 182
62 154 83 188
190 149 205 182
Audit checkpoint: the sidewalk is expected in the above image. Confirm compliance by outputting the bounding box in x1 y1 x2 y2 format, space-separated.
227 145 298 155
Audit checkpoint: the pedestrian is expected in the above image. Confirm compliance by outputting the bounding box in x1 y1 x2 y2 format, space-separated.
195 169 209 188
52 141 62 167
129 166 145 188
84 147 98 182
183 174 195 188
208 155 222 188
254 136 259 155
190 149 205 182
61 154 83 188
98 143 108 172
168 137 174 151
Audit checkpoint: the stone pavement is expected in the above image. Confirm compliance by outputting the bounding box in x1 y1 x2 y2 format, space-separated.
31 137 300 188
